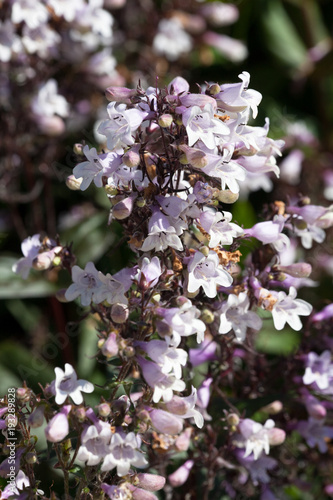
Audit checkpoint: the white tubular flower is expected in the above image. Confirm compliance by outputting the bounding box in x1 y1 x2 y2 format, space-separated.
238 419 275 460
93 272 127 305
165 387 204 429
136 339 187 379
187 250 232 298
219 292 262 341
31 79 69 118
101 431 148 476
138 357 186 403
141 211 183 252
98 102 147 151
77 420 112 466
65 262 101 307
271 286 312 331
73 146 105 191
182 103 229 150
199 209 243 247
53 363 94 405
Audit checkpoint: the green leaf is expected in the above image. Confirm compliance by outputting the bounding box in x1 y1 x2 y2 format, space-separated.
263 0 307 69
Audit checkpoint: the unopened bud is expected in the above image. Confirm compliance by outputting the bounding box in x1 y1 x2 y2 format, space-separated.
151 293 161 304
105 86 138 105
74 407 86 422
27 406 45 428
261 400 283 415
112 195 135 220
199 245 209 257
268 428 286 446
123 149 141 168
226 413 240 427
56 288 69 303
105 185 119 196
97 403 111 417
32 247 62 271
136 473 166 492
137 409 150 422
158 114 173 128
136 198 146 208
206 83 220 96
275 263 312 278
111 303 129 324
175 428 192 451
168 460 194 487
102 332 118 358
66 174 82 190
294 219 307 230
215 189 239 204
73 144 84 155
16 387 29 400
123 345 135 358
200 308 215 324
25 452 37 464
165 397 188 416
37 115 65 136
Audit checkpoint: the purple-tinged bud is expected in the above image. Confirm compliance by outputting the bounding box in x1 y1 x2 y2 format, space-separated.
137 409 150 422
73 407 86 422
104 0 126 8
261 401 283 415
131 488 157 500
175 428 192 451
149 408 183 435
307 402 327 419
136 473 166 492
158 114 173 128
112 195 136 220
268 428 286 446
25 452 37 464
215 189 239 204
123 149 141 168
111 303 129 324
66 174 82 190
27 406 45 428
16 387 29 400
45 405 71 443
105 86 138 104
168 460 194 487
325 484 333 496
274 263 312 278
200 3 239 27
312 303 333 322
102 332 119 358
97 403 111 417
37 115 65 136
202 31 248 63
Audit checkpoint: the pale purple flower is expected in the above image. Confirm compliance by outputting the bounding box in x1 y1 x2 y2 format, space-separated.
165 387 204 428
1 469 44 499
236 449 277 486
219 292 262 341
136 256 162 288
200 3 239 27
12 0 49 29
136 339 187 379
98 102 147 150
93 271 127 305
303 350 333 391
102 483 133 500
21 24 60 58
157 299 206 345
279 149 304 185
297 418 333 453
148 407 183 435
216 71 261 118
12 234 41 279
153 18 192 61
45 405 71 442
0 20 22 62
202 32 248 63
141 211 183 252
65 262 101 306
199 208 243 247
200 145 246 193
246 215 290 253
53 363 94 405
182 103 229 149
236 418 275 460
77 420 112 465
31 79 69 118
187 250 233 298
101 431 148 476
138 357 186 403
73 146 114 191
271 286 312 331
189 340 217 367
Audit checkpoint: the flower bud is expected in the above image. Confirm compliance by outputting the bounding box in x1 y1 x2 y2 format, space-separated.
200 308 214 324
102 332 119 357
158 114 173 128
66 174 82 190
25 452 37 464
105 185 119 196
37 115 65 136
55 288 70 303
136 473 166 492
261 400 283 415
73 407 86 422
294 219 307 230
175 428 192 451
97 403 111 417
226 413 240 427
27 406 45 428
123 149 141 168
136 198 146 208
168 460 194 487
268 428 286 446
165 397 189 416
32 247 62 271
137 409 150 422
199 245 209 257
131 489 157 500
111 303 129 324
105 86 138 104
73 143 84 155
112 195 136 220
16 387 29 400
274 263 312 278
206 83 221 96
45 406 70 443
215 189 239 204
